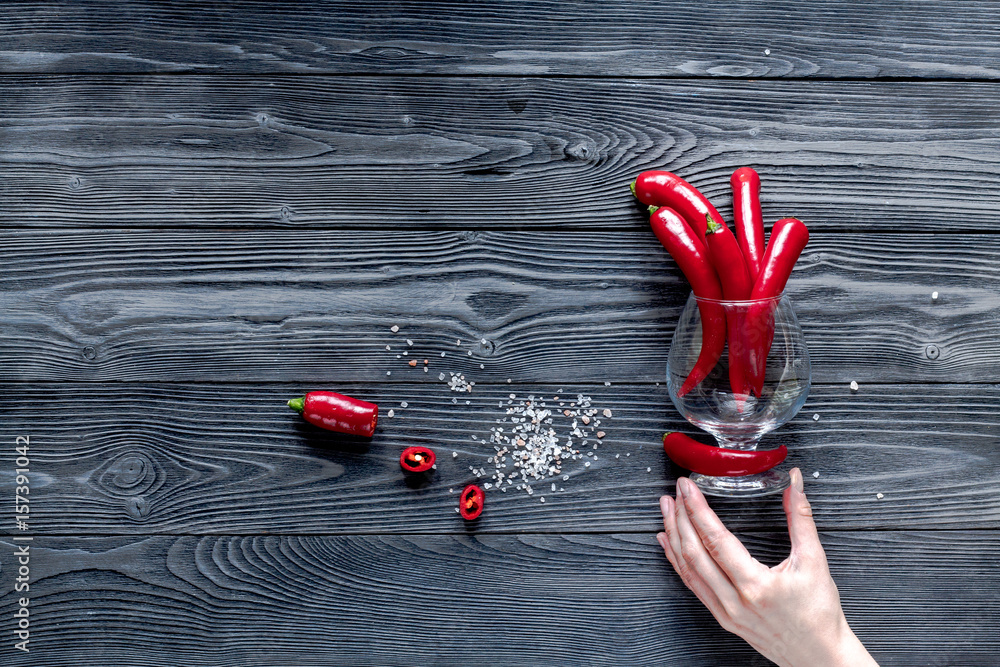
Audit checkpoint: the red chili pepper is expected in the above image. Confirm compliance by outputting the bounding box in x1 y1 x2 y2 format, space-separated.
746 217 810 395
730 167 765 283
704 215 752 397
400 446 435 473
662 432 787 476
632 170 725 243
704 215 752 300
287 391 378 437
649 207 726 396
459 484 484 520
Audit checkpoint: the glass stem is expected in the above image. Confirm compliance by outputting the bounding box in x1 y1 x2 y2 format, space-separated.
716 436 761 451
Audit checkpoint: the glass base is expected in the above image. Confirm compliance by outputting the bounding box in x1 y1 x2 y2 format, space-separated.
690 469 790 498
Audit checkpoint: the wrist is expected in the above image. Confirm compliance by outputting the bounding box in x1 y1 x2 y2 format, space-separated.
829 624 878 667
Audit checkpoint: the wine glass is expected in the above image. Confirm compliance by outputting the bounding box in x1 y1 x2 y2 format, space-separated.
666 292 810 497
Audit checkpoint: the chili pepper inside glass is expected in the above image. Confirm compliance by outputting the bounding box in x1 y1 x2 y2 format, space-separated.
666 293 810 497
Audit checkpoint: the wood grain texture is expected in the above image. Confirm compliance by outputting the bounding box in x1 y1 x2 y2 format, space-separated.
0 229 994 384
3 77 1000 230
3 1 1000 79
1 532 997 666
1 382 997 534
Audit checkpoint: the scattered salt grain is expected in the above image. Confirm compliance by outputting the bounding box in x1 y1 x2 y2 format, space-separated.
581 415 590 425
540 497 545 503
507 379 512 383
597 431 605 438
409 359 417 366
481 338 487 344
406 339 413 346
449 488 454 493
480 364 485 369
552 483 557 492
812 471 820 478
400 401 408 408
584 461 591 467
424 367 428 372
385 345 391 351
386 371 391 376
850 380 859 392
931 291 939 301
456 339 461 345
646 467 651 473
876 492 884 499
468 350 472 356
603 409 612 418
764 48 771 55
441 352 446 357
604 381 611 386
453 452 458 458
387 409 395 417
812 413 819 421
390 325 399 333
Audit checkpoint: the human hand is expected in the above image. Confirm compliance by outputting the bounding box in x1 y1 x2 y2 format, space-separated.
657 468 878 667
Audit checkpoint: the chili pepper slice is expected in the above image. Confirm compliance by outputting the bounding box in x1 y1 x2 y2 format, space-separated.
649 206 726 396
746 217 810 395
400 446 435 473
730 167 766 283
662 432 787 476
459 484 484 520
631 170 725 243
287 391 378 437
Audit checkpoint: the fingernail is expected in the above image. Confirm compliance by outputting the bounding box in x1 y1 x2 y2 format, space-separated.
791 468 804 493
659 495 673 513
677 477 689 498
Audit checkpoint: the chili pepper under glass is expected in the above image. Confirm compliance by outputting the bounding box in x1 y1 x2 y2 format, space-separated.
666 292 810 497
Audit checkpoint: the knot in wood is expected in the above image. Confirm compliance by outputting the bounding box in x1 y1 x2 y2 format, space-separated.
99 450 159 497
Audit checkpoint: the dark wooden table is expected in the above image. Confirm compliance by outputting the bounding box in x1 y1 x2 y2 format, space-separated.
2 3 1000 665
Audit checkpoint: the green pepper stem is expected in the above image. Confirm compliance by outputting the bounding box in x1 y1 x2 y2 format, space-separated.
706 215 723 234
648 205 659 215
629 180 637 197
287 397 305 413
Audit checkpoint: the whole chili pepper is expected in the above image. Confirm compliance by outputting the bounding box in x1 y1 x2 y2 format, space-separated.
400 446 435 473
704 215 752 398
632 170 725 243
746 217 810 395
649 206 726 396
287 391 378 437
704 215 752 300
459 484 484 520
730 167 765 283
662 432 787 476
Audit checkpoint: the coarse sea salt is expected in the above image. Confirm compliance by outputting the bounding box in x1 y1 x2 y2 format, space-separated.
476 394 610 498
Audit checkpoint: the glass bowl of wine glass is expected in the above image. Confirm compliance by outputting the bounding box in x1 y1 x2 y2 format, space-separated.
666 292 810 497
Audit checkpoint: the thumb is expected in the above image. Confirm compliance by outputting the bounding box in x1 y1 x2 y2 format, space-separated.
783 468 824 563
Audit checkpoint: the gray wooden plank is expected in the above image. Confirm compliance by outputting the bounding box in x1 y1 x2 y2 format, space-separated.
0 532 996 666
0 229 993 384
3 1 1000 79
2 77 1000 230
1 382 997 534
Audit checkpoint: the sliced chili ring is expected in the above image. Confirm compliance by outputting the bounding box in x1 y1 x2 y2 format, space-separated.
400 446 435 473
459 484 485 520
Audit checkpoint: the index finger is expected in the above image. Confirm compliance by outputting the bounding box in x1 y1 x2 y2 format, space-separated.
678 477 767 589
